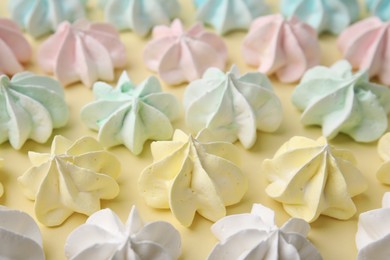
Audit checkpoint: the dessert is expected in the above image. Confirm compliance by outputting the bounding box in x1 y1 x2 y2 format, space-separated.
338 17 390 85
356 192 390 260
0 157 3 197
0 206 45 260
281 0 360 34
263 136 367 223
143 19 227 85
365 0 390 21
376 133 390 184
0 72 69 150
183 66 282 149
9 0 86 38
242 14 320 83
138 129 248 227
18 135 121 227
81 71 180 155
0 18 32 76
194 0 269 35
102 0 180 36
38 19 127 87
65 206 181 259
291 60 390 142
208 203 322 259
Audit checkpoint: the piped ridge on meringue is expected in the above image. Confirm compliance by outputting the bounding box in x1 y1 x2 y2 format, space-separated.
365 0 390 21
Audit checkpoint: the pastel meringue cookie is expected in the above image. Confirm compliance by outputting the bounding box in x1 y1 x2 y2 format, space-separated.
376 133 390 184
208 203 322 260
263 136 367 223
338 17 390 85
103 0 180 36
356 192 390 260
194 0 270 35
143 19 227 85
18 135 120 227
0 19 32 76
281 0 360 34
365 0 390 21
38 19 127 87
65 206 181 259
0 206 45 260
0 72 69 150
9 0 86 38
81 71 180 155
242 14 320 83
291 60 390 142
138 129 248 227
183 65 282 149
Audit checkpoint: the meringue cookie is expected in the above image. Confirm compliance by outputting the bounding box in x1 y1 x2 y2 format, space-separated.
103 0 180 36
242 14 320 83
281 0 360 34
9 0 86 38
65 206 181 260
38 19 127 87
356 192 390 260
338 17 390 85
18 135 120 226
0 72 69 149
143 19 227 85
138 129 248 227
81 71 180 155
263 136 367 223
0 19 32 76
291 60 390 142
208 203 322 260
0 158 3 197
194 0 270 35
366 0 390 21
183 65 282 149
376 133 390 184
0 206 45 260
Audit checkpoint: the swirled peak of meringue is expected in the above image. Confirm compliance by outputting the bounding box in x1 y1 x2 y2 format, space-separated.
138 129 248 227
208 203 322 260
184 65 282 149
103 0 180 36
281 0 359 34
242 14 320 83
38 19 127 87
18 135 120 226
366 0 390 21
0 72 69 149
143 19 227 85
194 0 270 35
376 133 390 184
356 192 390 260
338 17 390 85
81 71 180 155
0 206 45 260
292 60 390 142
264 136 367 223
65 206 181 260
9 0 86 38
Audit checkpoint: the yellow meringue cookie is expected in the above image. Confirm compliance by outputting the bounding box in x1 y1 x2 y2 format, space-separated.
139 129 248 227
18 135 120 227
376 133 390 184
263 136 367 223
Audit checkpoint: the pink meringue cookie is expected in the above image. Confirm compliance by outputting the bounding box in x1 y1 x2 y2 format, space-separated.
338 17 390 85
143 18 227 85
0 18 32 75
38 19 126 87
242 14 320 83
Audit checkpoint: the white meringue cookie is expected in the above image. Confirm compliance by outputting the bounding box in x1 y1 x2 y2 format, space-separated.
65 206 181 260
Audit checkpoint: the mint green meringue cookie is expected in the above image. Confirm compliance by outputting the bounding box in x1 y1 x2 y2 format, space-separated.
292 60 390 142
0 72 69 149
81 71 180 155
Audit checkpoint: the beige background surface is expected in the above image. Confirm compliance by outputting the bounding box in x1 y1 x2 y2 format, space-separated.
0 0 387 259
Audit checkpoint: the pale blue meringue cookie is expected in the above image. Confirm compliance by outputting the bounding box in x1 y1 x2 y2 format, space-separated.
366 0 390 21
194 0 270 35
103 0 180 36
292 60 390 142
281 0 360 34
8 0 86 38
81 71 180 155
